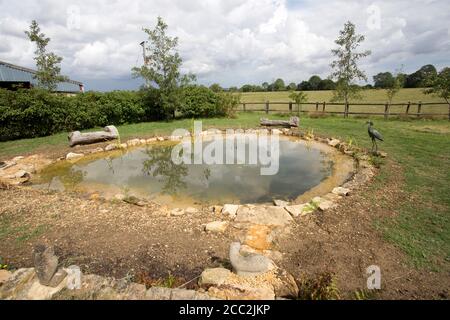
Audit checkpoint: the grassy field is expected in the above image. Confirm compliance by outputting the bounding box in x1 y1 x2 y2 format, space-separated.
0 113 449 270
239 88 450 116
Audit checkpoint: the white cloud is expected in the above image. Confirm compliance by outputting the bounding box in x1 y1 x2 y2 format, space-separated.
0 0 449 90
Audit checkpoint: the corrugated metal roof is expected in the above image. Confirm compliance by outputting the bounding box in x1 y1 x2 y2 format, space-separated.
0 60 83 93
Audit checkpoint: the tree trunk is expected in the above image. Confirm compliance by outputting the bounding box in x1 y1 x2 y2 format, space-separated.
68 126 119 147
260 117 299 128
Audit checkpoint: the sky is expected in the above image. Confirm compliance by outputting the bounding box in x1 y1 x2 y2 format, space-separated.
0 0 449 91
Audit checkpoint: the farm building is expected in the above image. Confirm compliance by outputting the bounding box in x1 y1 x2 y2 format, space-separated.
0 60 84 93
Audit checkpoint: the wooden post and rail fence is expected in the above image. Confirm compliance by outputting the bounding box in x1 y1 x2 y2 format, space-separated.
239 101 450 120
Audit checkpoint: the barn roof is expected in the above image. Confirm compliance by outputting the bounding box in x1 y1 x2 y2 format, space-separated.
0 60 83 93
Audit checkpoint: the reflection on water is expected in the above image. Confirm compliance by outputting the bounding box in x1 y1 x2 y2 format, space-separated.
36 138 334 204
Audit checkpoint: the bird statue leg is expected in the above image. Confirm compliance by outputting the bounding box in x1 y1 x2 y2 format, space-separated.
375 140 378 153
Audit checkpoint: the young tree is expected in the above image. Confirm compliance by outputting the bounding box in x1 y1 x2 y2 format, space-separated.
386 69 405 106
132 17 194 120
25 20 67 91
330 21 371 105
289 91 308 117
424 67 450 118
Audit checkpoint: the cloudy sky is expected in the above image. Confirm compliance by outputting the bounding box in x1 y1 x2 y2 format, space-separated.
0 0 449 91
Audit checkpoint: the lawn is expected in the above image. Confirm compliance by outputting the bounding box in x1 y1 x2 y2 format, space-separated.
0 113 449 270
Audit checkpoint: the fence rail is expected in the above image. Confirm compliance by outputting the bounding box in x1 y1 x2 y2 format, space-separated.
238 101 450 120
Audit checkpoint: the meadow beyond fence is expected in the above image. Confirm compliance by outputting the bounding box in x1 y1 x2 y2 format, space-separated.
238 101 450 120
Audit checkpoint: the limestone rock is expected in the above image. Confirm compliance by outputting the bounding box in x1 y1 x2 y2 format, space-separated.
273 199 289 207
119 143 128 149
90 147 104 154
207 285 275 300
272 269 299 299
114 194 126 201
146 287 173 300
25 277 67 300
33 245 59 286
205 221 229 233
105 144 118 152
47 268 68 288
229 242 273 277
271 129 283 135
0 270 12 285
146 138 157 144
235 206 293 227
0 268 36 299
14 170 30 179
171 208 185 216
328 139 341 147
222 204 239 218
157 137 165 142
244 225 273 250
285 204 315 218
127 139 141 147
332 187 350 196
199 268 232 286
318 200 336 211
66 152 84 161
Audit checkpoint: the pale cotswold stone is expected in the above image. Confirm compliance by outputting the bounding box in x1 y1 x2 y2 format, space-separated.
170 208 185 216
25 277 67 300
199 268 233 286
0 270 12 284
328 139 341 147
229 242 273 277
66 152 84 160
272 269 299 299
0 268 36 299
273 199 289 207
127 139 141 147
205 221 229 233
105 144 118 152
332 187 351 196
244 225 273 250
146 138 157 143
146 287 172 300
222 204 239 218
235 206 293 227
271 129 283 135
284 204 315 218
207 285 275 300
318 200 336 211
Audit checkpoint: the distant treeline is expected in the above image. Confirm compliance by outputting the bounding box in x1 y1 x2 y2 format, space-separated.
215 64 444 93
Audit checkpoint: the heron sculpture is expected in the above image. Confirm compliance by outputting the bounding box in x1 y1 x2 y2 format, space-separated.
367 121 384 153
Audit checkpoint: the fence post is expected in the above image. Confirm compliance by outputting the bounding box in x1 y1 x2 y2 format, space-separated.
323 102 326 113
243 103 246 112
406 101 410 115
289 102 293 113
384 103 389 120
417 101 422 118
265 101 269 114
316 102 319 112
344 103 349 118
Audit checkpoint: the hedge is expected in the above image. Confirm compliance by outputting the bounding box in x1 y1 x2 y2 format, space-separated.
0 86 240 141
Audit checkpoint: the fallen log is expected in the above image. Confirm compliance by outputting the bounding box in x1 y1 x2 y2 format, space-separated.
260 117 299 128
68 125 119 147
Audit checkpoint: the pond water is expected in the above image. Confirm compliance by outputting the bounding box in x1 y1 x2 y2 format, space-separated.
35 137 336 205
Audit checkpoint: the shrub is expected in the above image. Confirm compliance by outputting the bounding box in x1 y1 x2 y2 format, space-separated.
179 86 218 118
0 89 145 141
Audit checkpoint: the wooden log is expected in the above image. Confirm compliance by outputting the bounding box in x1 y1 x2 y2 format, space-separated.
68 125 119 147
260 117 299 128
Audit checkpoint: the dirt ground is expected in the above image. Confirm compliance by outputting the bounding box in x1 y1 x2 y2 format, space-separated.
0 144 448 300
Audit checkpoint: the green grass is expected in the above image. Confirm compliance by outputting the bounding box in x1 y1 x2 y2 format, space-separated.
239 88 449 115
0 214 47 246
0 113 449 269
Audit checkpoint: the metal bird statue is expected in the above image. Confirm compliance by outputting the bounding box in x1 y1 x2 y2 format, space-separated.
367 121 384 153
